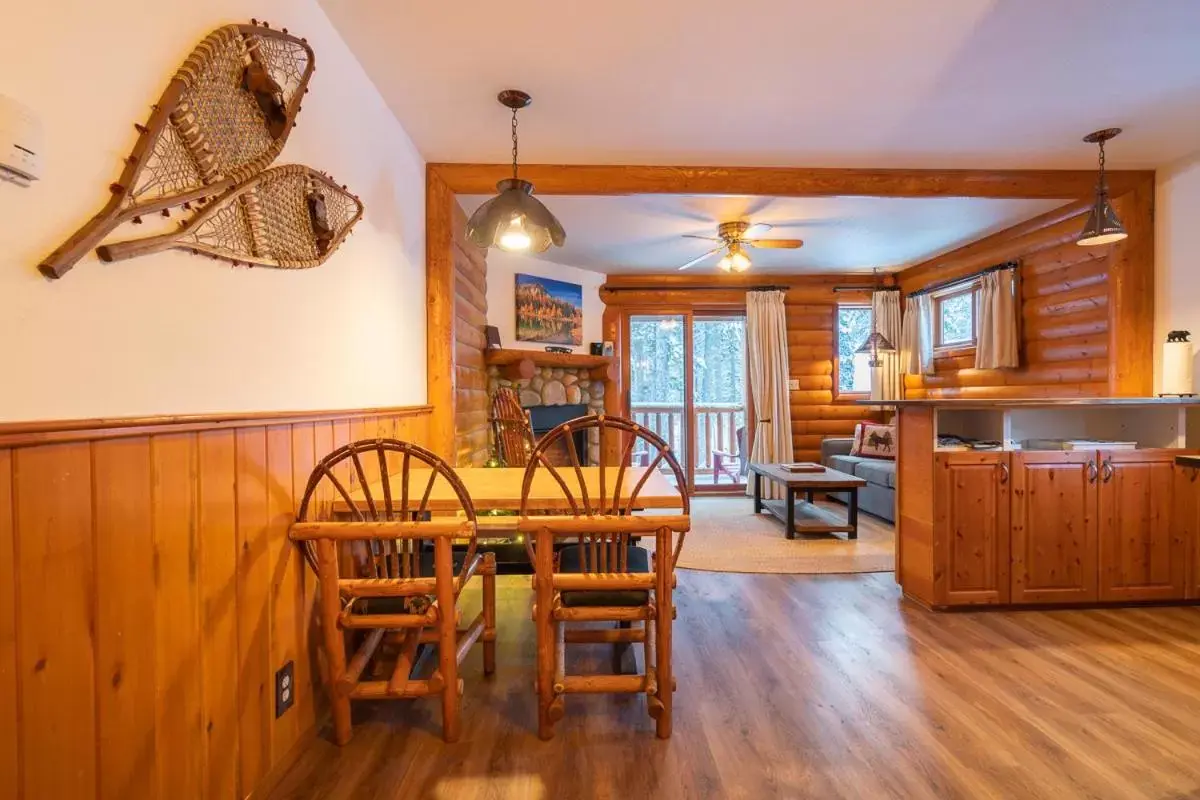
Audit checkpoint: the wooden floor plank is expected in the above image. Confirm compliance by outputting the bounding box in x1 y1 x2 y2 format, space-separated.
263 568 1200 800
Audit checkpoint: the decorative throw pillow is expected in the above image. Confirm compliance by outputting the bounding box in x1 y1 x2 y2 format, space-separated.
849 422 866 456
856 423 897 459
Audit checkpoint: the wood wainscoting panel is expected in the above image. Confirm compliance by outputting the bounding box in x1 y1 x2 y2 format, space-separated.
151 433 204 799
93 437 157 800
14 443 97 800
0 405 432 800
0 450 17 794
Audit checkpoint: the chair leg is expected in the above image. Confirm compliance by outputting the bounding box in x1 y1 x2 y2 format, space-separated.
535 535 557 740
316 539 353 745
482 553 497 676
611 620 633 674
654 538 674 739
433 538 461 743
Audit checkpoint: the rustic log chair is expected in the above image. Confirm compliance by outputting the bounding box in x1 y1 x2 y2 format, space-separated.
491 387 535 467
518 415 690 740
289 439 497 745
711 425 747 484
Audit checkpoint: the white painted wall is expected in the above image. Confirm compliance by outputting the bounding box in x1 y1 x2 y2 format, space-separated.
1154 150 1200 393
0 0 426 421
484 251 605 354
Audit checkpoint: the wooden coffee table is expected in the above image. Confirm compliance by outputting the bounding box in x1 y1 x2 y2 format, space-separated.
749 463 867 540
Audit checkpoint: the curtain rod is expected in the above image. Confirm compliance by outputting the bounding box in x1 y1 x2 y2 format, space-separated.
833 285 899 293
602 284 791 292
907 260 1019 298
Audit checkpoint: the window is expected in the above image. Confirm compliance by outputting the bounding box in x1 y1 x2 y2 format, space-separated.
836 304 873 395
934 284 978 350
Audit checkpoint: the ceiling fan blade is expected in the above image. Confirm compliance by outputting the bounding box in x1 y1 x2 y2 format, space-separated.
746 238 804 249
677 246 724 271
741 223 771 239
682 234 723 242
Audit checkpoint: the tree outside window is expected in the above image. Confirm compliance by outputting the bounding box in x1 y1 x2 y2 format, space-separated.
837 305 873 395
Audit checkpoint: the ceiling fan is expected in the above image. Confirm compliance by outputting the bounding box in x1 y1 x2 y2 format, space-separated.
677 221 804 272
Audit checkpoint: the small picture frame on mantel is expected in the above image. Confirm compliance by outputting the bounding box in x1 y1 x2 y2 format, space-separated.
484 325 502 350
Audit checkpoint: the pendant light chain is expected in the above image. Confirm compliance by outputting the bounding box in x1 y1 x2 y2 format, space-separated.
1097 138 1106 186
511 107 520 178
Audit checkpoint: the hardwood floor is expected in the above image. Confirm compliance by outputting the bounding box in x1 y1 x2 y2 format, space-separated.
265 572 1200 800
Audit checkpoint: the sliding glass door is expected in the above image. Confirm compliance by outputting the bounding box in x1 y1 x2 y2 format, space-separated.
628 312 748 493
692 314 748 491
628 314 689 490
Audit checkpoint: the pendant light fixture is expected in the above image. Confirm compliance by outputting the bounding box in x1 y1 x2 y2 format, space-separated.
465 90 566 253
855 269 896 367
1077 128 1128 247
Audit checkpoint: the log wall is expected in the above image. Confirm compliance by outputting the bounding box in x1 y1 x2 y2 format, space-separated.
897 199 1150 400
600 274 885 464
452 202 490 466
0 406 432 800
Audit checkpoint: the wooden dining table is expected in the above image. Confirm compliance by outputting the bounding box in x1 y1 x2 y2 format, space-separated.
334 466 681 515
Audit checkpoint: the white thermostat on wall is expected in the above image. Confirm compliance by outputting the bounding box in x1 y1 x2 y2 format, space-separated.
0 94 43 183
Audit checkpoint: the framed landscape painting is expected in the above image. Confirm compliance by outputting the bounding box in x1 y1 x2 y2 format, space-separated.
515 273 583 345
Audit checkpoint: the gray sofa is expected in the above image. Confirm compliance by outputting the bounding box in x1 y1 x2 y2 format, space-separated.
820 438 896 523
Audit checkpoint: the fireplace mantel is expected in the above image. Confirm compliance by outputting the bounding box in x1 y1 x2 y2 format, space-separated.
485 348 616 382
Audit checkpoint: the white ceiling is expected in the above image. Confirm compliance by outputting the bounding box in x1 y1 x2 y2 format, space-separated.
320 0 1200 169
456 194 1068 274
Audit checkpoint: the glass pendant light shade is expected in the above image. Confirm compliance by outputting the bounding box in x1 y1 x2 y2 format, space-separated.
465 90 566 254
466 179 565 253
1077 128 1128 247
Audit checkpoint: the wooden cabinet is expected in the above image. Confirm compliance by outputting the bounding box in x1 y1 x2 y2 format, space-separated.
1172 461 1200 600
933 452 1010 605
1011 451 1098 604
1097 450 1182 601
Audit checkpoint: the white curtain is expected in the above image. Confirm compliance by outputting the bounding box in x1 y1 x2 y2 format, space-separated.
871 290 903 401
976 268 1020 369
900 294 935 376
745 290 794 499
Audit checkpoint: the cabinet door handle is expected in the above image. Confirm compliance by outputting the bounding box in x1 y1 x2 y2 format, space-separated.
998 462 1009 484
1102 459 1114 483
1087 460 1098 483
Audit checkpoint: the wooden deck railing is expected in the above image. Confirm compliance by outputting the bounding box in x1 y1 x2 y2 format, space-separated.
630 402 746 477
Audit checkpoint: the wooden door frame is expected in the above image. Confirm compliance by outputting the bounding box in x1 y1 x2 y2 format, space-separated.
425 163 1155 459
621 308 695 492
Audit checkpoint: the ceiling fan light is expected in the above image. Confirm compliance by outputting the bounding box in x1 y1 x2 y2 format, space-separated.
729 243 751 272
1077 191 1127 246
717 254 733 272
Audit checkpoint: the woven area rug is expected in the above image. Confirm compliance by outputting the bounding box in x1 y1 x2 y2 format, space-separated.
672 495 895 575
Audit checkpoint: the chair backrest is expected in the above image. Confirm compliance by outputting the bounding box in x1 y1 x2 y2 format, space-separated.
491 387 534 467
736 425 748 473
296 438 478 590
517 415 690 572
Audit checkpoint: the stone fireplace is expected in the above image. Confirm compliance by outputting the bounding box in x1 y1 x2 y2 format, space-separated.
487 362 606 464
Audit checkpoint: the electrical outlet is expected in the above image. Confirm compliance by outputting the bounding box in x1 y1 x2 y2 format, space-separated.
787 378 799 391
275 661 295 718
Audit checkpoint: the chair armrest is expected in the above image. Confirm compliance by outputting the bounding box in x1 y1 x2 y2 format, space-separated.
820 437 855 460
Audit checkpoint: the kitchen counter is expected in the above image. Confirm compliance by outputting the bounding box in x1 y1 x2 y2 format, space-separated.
857 396 1200 409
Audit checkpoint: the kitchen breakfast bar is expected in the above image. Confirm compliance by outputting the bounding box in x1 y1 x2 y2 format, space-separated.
871 397 1200 610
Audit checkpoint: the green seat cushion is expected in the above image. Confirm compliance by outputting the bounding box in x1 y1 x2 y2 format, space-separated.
558 544 651 607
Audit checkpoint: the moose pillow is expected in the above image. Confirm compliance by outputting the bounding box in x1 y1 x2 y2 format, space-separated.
851 423 896 459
